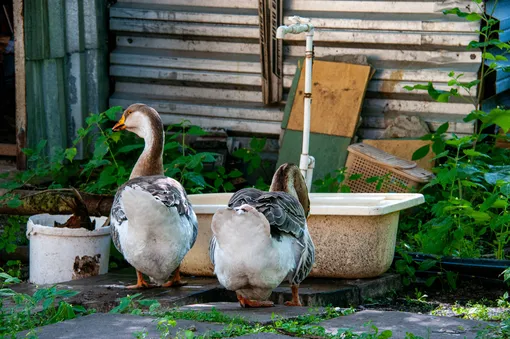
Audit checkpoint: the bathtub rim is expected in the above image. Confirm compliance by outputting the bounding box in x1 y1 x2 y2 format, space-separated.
188 192 425 216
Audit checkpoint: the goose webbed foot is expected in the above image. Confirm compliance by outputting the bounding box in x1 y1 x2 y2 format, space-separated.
284 285 302 306
162 266 188 288
126 270 155 289
236 293 274 308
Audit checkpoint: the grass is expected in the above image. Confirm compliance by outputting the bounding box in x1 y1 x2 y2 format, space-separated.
107 293 422 338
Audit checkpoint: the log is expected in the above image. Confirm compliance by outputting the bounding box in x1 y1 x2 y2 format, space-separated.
0 189 114 216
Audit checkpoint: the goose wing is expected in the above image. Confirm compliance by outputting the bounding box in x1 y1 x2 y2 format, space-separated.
226 188 314 285
228 188 306 239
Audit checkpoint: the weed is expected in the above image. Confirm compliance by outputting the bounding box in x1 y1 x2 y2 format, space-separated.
203 166 243 193
137 306 402 339
133 328 149 339
156 317 178 337
110 293 160 315
0 108 271 200
0 109 272 259
4 260 22 279
498 292 510 308
476 317 510 338
0 271 91 337
313 168 361 193
159 308 247 325
392 0 510 291
404 289 428 304
0 216 28 256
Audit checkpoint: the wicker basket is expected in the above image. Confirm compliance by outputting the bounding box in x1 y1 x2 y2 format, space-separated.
345 143 434 193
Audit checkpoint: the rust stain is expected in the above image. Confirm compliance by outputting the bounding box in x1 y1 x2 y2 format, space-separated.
72 254 101 280
381 70 404 94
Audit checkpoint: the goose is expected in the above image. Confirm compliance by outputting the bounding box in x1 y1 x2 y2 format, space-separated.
210 163 315 307
110 103 198 289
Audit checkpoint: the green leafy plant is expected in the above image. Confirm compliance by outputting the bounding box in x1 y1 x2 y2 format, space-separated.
0 216 27 255
157 307 247 325
203 167 243 193
394 247 459 289
475 317 510 339
148 306 402 339
156 317 178 338
399 0 510 263
162 121 217 194
4 260 22 280
403 118 510 259
232 138 267 175
109 293 160 315
313 168 361 193
232 137 273 191
0 271 91 337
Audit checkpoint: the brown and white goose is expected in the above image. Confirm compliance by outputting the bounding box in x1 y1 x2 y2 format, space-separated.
110 103 198 289
209 163 315 307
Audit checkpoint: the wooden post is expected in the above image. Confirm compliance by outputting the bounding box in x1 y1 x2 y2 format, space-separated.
13 0 27 170
258 0 282 105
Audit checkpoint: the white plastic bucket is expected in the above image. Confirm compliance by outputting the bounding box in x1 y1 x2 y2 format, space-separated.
26 214 111 285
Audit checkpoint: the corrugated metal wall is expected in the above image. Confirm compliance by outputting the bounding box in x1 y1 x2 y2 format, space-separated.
24 0 109 154
109 0 279 134
109 0 482 138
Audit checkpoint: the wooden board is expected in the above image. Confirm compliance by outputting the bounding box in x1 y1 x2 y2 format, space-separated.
276 130 352 189
287 60 372 138
258 0 282 104
362 139 435 170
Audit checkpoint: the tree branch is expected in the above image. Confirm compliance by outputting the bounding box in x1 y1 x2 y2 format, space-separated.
0 189 114 217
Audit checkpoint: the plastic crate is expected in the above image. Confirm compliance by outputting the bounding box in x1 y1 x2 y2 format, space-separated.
345 143 434 193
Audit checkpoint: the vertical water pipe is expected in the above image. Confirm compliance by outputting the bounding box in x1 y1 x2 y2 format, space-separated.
276 16 315 191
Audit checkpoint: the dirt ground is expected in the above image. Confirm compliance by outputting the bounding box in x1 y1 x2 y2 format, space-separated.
362 274 509 321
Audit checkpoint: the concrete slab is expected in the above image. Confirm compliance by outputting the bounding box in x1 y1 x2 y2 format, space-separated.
179 302 329 324
270 273 401 307
9 268 401 311
319 310 489 339
10 268 221 312
17 313 225 339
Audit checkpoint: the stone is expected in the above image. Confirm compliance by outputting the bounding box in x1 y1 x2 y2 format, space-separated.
344 274 402 303
17 313 225 339
381 115 431 139
10 268 222 312
179 302 329 324
319 310 489 339
9 268 402 311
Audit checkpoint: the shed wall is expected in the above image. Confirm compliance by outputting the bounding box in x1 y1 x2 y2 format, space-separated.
109 0 482 137
25 0 109 155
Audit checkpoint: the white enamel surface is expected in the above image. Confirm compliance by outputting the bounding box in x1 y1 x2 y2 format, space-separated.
188 193 425 215
26 214 110 285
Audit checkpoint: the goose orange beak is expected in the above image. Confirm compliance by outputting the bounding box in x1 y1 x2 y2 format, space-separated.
112 115 126 131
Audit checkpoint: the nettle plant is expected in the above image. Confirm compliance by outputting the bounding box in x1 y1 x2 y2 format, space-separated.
0 107 270 197
399 0 510 268
313 168 361 193
0 107 271 259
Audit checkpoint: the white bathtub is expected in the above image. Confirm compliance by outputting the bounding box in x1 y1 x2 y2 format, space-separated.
182 193 424 279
